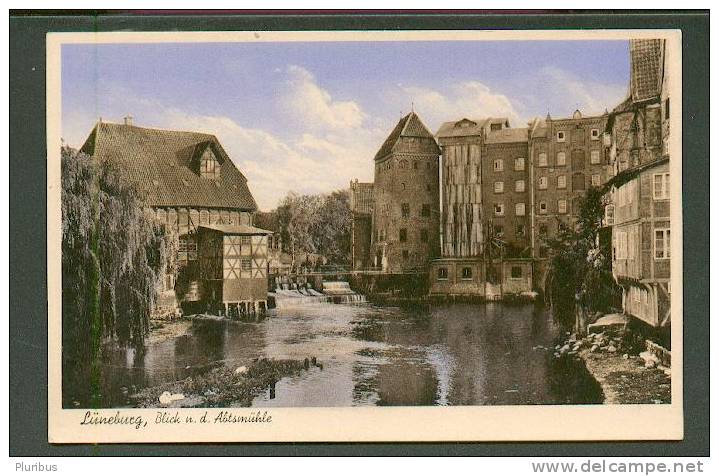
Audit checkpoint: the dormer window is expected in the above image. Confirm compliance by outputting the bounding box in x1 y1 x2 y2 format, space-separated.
193 141 222 180
201 150 219 179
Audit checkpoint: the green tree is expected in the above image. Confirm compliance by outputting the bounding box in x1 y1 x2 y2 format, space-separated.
265 189 352 268
545 186 621 331
313 190 351 265
61 147 173 406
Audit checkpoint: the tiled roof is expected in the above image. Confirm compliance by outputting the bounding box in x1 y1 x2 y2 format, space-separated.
485 127 528 144
436 118 489 138
374 112 435 160
81 122 257 211
630 39 664 103
349 182 374 215
198 224 272 235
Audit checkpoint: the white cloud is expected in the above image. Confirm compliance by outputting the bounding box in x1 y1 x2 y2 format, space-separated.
521 66 628 118
160 108 374 210
280 65 366 131
62 75 383 211
398 81 524 131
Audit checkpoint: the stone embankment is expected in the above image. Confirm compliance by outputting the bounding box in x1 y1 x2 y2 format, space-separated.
553 330 671 404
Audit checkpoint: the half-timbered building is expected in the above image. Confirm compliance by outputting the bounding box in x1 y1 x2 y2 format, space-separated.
604 39 672 332
197 224 272 317
80 119 261 315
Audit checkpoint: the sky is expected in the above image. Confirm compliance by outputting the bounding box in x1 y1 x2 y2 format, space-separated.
62 40 630 210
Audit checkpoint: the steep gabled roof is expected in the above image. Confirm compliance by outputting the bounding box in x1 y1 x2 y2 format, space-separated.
374 112 436 161
630 39 665 103
80 122 257 211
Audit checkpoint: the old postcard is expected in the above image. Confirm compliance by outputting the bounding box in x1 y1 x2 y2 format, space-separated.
47 29 683 443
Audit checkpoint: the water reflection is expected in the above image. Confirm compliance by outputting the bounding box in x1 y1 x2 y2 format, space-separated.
70 301 601 407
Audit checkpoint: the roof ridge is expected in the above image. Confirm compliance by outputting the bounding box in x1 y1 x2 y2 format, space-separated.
84 122 257 211
100 121 217 138
399 111 415 136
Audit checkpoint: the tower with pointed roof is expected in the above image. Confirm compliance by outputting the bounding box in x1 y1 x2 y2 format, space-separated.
370 111 440 272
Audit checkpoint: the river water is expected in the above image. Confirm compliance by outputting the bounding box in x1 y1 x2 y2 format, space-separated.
79 301 603 407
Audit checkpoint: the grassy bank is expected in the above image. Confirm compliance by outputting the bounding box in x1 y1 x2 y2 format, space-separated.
131 358 310 408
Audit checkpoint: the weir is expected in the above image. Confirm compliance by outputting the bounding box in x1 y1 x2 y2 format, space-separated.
270 281 366 310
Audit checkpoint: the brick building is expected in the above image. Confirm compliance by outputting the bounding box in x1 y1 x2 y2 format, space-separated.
368 112 441 272
604 39 672 330
529 111 611 259
484 124 532 256
428 111 611 297
428 118 535 297
350 38 673 307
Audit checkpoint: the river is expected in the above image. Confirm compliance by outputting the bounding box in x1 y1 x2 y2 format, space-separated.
70 300 603 407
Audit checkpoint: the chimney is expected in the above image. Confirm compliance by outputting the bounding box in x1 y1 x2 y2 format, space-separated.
124 115 134 126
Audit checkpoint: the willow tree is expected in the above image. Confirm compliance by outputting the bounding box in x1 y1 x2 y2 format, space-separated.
61 146 173 406
545 186 621 331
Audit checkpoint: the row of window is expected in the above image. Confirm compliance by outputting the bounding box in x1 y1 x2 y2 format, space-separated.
156 208 249 227
556 128 601 142
493 157 525 172
492 149 602 172
378 159 436 172
493 199 569 217
436 265 524 281
375 228 430 243
614 228 670 260
492 224 526 238
536 150 602 167
494 173 601 193
494 180 525 193
614 172 670 207
400 203 432 218
223 257 265 280
384 182 433 192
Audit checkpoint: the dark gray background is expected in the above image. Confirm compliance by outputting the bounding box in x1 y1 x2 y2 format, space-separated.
9 11 709 456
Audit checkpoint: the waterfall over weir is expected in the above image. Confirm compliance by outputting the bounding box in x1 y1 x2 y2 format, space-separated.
270 281 366 310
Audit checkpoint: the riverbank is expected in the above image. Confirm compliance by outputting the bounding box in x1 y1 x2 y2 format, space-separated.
146 318 193 345
554 332 671 404
131 357 316 408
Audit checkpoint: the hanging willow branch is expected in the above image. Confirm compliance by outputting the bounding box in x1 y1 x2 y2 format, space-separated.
61 146 173 400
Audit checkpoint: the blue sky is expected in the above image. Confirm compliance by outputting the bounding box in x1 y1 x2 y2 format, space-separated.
62 40 630 210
